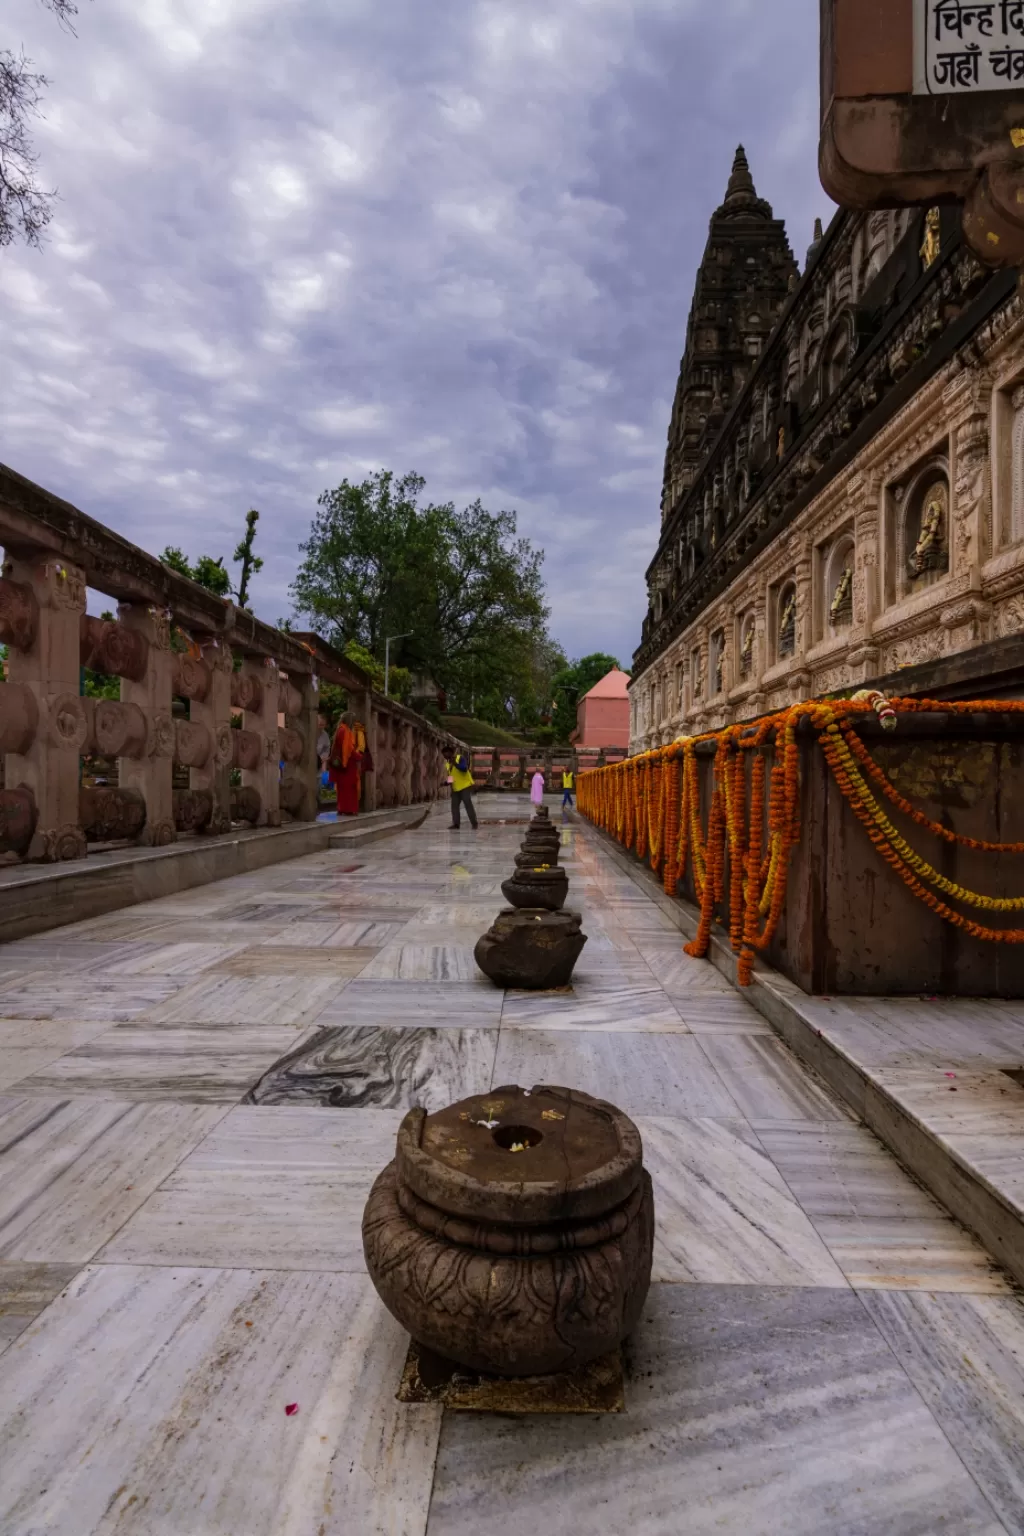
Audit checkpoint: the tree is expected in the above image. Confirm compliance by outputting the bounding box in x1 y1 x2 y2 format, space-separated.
2 0 84 250
233 508 263 610
290 469 551 719
160 508 262 604
550 652 621 743
161 547 231 597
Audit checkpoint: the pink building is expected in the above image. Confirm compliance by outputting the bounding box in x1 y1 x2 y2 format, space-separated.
574 667 630 748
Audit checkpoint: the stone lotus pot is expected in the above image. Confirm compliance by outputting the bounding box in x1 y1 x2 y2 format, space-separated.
474 906 586 989
514 848 560 871
362 1084 655 1376
501 865 568 911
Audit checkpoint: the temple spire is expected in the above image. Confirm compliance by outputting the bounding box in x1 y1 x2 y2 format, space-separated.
725 145 756 205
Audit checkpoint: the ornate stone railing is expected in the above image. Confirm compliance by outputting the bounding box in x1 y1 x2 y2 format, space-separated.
0 464 463 863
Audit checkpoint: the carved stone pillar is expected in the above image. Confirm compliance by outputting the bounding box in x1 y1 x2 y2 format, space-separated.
190 640 233 835
234 656 279 826
281 673 318 822
397 720 413 806
945 368 993 580
3 555 87 861
117 603 176 846
360 690 376 812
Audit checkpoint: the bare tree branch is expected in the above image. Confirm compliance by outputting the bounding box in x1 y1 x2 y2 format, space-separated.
1 0 87 250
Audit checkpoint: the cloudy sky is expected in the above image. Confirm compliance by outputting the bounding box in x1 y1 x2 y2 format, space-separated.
2 0 832 670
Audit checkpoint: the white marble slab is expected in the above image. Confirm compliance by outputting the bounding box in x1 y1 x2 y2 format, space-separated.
0 974 185 1022
103 1105 402 1270
499 986 688 1033
640 1117 846 1287
860 1289 1024 1531
357 944 481 981
0 1264 441 1536
0 1048 75 1091
0 1260 80 1355
697 1033 850 1122
491 1029 742 1119
0 1096 226 1262
872 1066 1024 1135
211 946 376 978
425 1283 1003 1536
101 941 249 976
314 979 503 1029
145 972 347 1027
673 994 774 1033
10 1022 315 1103
635 947 736 994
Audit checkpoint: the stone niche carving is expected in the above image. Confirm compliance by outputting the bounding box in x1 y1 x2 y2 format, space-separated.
172 654 212 703
777 582 797 658
362 1086 655 1377
79 787 147 842
907 478 949 580
0 577 40 652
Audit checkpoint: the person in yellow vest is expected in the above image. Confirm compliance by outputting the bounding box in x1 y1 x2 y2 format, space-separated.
561 767 575 810
449 749 478 830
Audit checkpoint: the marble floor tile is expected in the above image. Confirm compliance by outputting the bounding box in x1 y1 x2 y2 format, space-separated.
0 1017 116 1050
314 978 503 1029
0 1096 226 1262
0 1047 76 1090
210 945 377 978
640 1117 846 1287
755 1122 946 1219
809 1215 1012 1293
860 1289 1024 1532
499 986 688 1033
0 1260 80 1355
0 940 151 974
425 1283 1003 1536
10 1022 315 1103
635 947 736 994
144 972 346 1026
673 994 774 1033
101 941 249 976
246 1024 498 1111
0 974 185 1022
103 1105 402 1269
945 1132 1024 1203
321 920 408 946
357 943 481 981
0 1264 441 1536
491 1029 741 1119
872 1066 1024 1135
697 1033 850 1122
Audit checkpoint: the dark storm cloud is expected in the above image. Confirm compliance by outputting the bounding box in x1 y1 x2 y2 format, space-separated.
1 0 831 667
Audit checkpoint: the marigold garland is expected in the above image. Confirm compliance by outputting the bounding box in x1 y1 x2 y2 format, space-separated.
573 695 1024 982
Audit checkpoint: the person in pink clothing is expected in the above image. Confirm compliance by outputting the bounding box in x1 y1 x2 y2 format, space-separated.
530 767 545 806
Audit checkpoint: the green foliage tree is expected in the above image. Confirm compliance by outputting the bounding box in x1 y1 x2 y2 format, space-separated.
290 469 551 725
233 509 263 610
550 652 622 743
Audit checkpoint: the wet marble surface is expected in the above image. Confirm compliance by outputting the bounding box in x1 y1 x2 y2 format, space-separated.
425 1283 1005 1536
2 798 1023 1532
0 1261 80 1355
0 1096 226 1262
0 1264 441 1536
103 1106 401 1270
9 1021 316 1103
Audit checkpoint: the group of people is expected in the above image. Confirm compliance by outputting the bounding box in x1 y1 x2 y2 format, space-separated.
314 715 578 825
443 754 575 830
316 711 371 816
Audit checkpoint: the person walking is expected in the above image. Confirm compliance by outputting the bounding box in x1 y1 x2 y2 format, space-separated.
530 766 546 809
449 749 478 830
561 766 575 810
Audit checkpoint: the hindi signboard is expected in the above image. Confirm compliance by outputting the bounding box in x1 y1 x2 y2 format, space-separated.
915 0 1024 94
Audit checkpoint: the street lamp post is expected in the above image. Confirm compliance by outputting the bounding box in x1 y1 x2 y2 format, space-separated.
384 633 411 698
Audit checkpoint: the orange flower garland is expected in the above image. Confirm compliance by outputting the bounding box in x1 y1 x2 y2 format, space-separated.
576 695 1024 984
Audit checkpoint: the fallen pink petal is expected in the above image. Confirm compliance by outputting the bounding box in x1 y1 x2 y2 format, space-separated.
284 1403 299 1416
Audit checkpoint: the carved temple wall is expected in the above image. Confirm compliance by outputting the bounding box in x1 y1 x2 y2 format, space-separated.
0 464 461 863
630 206 1024 750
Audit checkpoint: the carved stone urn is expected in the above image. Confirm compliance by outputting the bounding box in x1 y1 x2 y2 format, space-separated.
362 1085 655 1376
474 907 586 988
501 866 569 911
521 829 560 860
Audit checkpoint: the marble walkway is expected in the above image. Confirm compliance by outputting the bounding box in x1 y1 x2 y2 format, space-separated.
1 795 1023 1534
